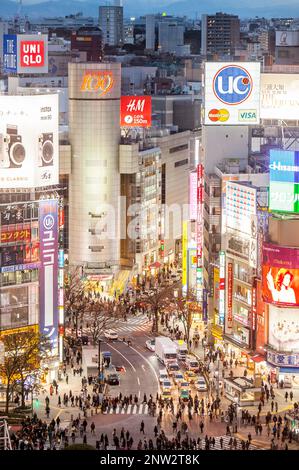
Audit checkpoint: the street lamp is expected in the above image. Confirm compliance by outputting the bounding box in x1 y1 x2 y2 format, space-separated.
98 338 104 390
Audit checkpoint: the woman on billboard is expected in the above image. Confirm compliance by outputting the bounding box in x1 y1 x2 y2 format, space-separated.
266 268 296 304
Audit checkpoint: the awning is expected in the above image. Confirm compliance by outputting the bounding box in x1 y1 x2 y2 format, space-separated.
249 354 265 363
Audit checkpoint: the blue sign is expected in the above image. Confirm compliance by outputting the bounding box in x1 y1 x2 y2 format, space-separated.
58 249 64 268
3 34 17 73
269 149 299 183
213 65 252 105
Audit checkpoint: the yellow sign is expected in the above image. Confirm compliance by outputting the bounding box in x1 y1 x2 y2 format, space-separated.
0 324 38 338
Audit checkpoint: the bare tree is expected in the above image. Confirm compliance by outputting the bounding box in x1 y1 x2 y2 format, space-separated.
64 267 86 338
85 300 123 345
140 281 175 334
172 289 197 350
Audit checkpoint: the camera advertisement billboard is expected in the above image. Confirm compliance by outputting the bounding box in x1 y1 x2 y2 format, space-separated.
0 94 59 189
204 62 260 125
120 96 152 128
3 34 48 74
262 243 299 307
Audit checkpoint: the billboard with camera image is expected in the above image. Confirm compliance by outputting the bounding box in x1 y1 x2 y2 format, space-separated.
262 243 299 307
0 94 59 188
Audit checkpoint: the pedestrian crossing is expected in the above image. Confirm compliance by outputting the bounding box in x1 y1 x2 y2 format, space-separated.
202 435 262 451
103 403 150 415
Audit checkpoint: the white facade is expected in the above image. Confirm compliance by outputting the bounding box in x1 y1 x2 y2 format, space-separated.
68 62 121 270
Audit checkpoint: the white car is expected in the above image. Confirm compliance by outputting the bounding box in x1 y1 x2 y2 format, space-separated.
195 376 207 392
145 339 155 352
161 379 173 392
159 369 169 384
104 330 118 340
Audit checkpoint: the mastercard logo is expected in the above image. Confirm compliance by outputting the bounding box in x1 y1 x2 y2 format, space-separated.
208 108 230 122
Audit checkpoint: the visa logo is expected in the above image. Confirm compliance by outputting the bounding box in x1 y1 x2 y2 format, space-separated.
238 109 257 122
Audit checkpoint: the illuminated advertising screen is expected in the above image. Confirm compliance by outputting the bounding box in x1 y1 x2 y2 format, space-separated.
269 149 299 213
269 305 299 353
80 70 114 96
3 34 48 74
0 94 59 189
189 171 197 221
204 62 260 125
262 243 299 307
260 73 299 120
225 182 257 268
120 96 152 128
39 199 58 352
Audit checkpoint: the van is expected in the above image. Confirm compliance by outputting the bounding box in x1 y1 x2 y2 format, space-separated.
184 355 200 372
283 375 292 388
174 340 188 360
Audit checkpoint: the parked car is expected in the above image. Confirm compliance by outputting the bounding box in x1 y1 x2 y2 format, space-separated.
145 339 155 352
173 371 185 385
104 330 118 340
195 376 207 392
184 370 197 384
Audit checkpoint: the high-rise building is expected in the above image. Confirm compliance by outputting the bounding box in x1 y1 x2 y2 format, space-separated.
145 15 156 50
158 22 184 54
201 12 240 57
68 62 121 276
99 4 124 47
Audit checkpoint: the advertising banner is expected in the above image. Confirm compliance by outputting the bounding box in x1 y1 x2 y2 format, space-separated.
255 279 267 352
1 224 31 244
204 62 260 126
196 164 204 303
269 304 299 353
120 96 152 128
275 31 299 47
3 34 48 74
225 182 258 268
0 94 59 189
262 242 299 306
39 199 58 352
226 262 233 333
189 171 197 221
182 221 188 293
269 149 299 213
260 73 299 120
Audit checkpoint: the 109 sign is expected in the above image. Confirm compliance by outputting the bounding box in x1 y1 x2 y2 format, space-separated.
213 65 253 105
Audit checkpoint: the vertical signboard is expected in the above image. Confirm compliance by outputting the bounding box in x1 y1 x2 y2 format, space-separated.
226 262 233 333
189 171 197 220
219 251 225 326
3 34 17 73
39 199 58 354
196 164 204 307
182 221 188 294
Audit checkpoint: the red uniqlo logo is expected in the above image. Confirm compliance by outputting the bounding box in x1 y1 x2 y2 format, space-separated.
20 40 45 67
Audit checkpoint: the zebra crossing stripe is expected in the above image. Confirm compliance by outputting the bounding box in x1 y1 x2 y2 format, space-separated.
127 405 132 413
132 405 138 414
121 407 126 414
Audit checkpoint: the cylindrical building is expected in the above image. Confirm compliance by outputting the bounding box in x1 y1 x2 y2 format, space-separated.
68 62 121 270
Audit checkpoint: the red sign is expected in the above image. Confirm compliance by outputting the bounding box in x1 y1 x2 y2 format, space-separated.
251 283 257 331
227 263 233 328
1 225 31 244
80 71 114 96
20 40 45 67
120 96 152 128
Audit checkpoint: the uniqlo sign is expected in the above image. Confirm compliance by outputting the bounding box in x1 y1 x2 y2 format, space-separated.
3 34 48 74
20 40 45 67
120 96 152 128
